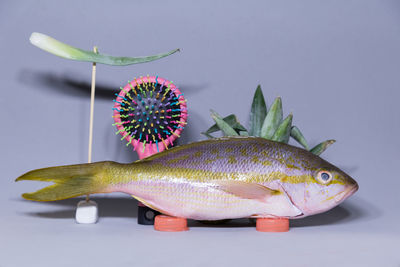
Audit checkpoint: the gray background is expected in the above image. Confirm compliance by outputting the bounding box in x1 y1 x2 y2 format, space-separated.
1 0 399 266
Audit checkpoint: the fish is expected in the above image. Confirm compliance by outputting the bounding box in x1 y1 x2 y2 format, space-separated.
16 137 358 220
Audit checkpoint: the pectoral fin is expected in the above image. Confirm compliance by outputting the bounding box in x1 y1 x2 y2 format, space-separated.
215 181 280 201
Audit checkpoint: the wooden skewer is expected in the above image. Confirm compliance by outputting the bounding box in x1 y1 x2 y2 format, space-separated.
86 46 98 202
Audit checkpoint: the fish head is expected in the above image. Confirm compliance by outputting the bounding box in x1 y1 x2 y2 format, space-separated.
280 158 358 217
302 166 358 216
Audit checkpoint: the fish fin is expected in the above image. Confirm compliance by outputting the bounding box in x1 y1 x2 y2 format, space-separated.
15 161 114 201
215 181 280 201
132 195 170 215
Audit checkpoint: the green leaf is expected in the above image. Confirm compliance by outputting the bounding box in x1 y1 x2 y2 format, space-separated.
30 32 180 66
210 110 239 136
260 97 283 139
201 132 216 139
239 131 249 136
249 85 267 137
310 140 336 155
290 126 310 150
205 114 247 134
271 113 293 143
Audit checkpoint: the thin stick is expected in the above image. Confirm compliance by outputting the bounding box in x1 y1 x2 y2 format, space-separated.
86 46 98 202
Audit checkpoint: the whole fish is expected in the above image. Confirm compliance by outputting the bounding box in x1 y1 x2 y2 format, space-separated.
16 137 358 220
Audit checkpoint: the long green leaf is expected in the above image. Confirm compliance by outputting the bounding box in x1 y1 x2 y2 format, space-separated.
205 114 247 134
290 126 310 150
30 32 180 66
260 97 283 139
210 110 239 136
249 85 267 137
310 140 336 155
271 113 293 143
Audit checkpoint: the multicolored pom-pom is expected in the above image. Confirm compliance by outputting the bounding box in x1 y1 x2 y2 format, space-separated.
113 76 187 159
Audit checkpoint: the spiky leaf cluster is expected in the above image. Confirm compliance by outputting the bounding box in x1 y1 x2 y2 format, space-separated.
202 85 335 155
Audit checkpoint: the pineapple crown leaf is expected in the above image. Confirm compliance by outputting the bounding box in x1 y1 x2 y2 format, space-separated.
260 96 283 139
310 140 336 155
210 110 239 137
290 126 310 150
203 87 335 155
204 114 247 135
271 113 293 143
249 85 267 137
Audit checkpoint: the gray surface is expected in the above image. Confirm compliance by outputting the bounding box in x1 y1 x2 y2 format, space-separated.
1 0 399 266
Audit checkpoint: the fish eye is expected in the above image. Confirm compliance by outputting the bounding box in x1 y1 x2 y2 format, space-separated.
316 170 333 184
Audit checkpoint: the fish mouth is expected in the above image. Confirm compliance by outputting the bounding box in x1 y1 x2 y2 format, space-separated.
334 184 359 203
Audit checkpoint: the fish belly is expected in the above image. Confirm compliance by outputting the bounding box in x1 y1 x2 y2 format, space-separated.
114 180 301 220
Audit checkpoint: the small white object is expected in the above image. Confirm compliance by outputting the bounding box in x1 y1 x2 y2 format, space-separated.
75 200 98 224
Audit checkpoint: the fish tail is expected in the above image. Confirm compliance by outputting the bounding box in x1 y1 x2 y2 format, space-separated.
16 161 116 201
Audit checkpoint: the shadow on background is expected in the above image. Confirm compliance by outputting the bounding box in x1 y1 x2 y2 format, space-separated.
291 196 381 228
18 69 208 99
18 69 209 161
190 196 381 228
21 197 139 219
19 195 380 229
18 69 117 99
